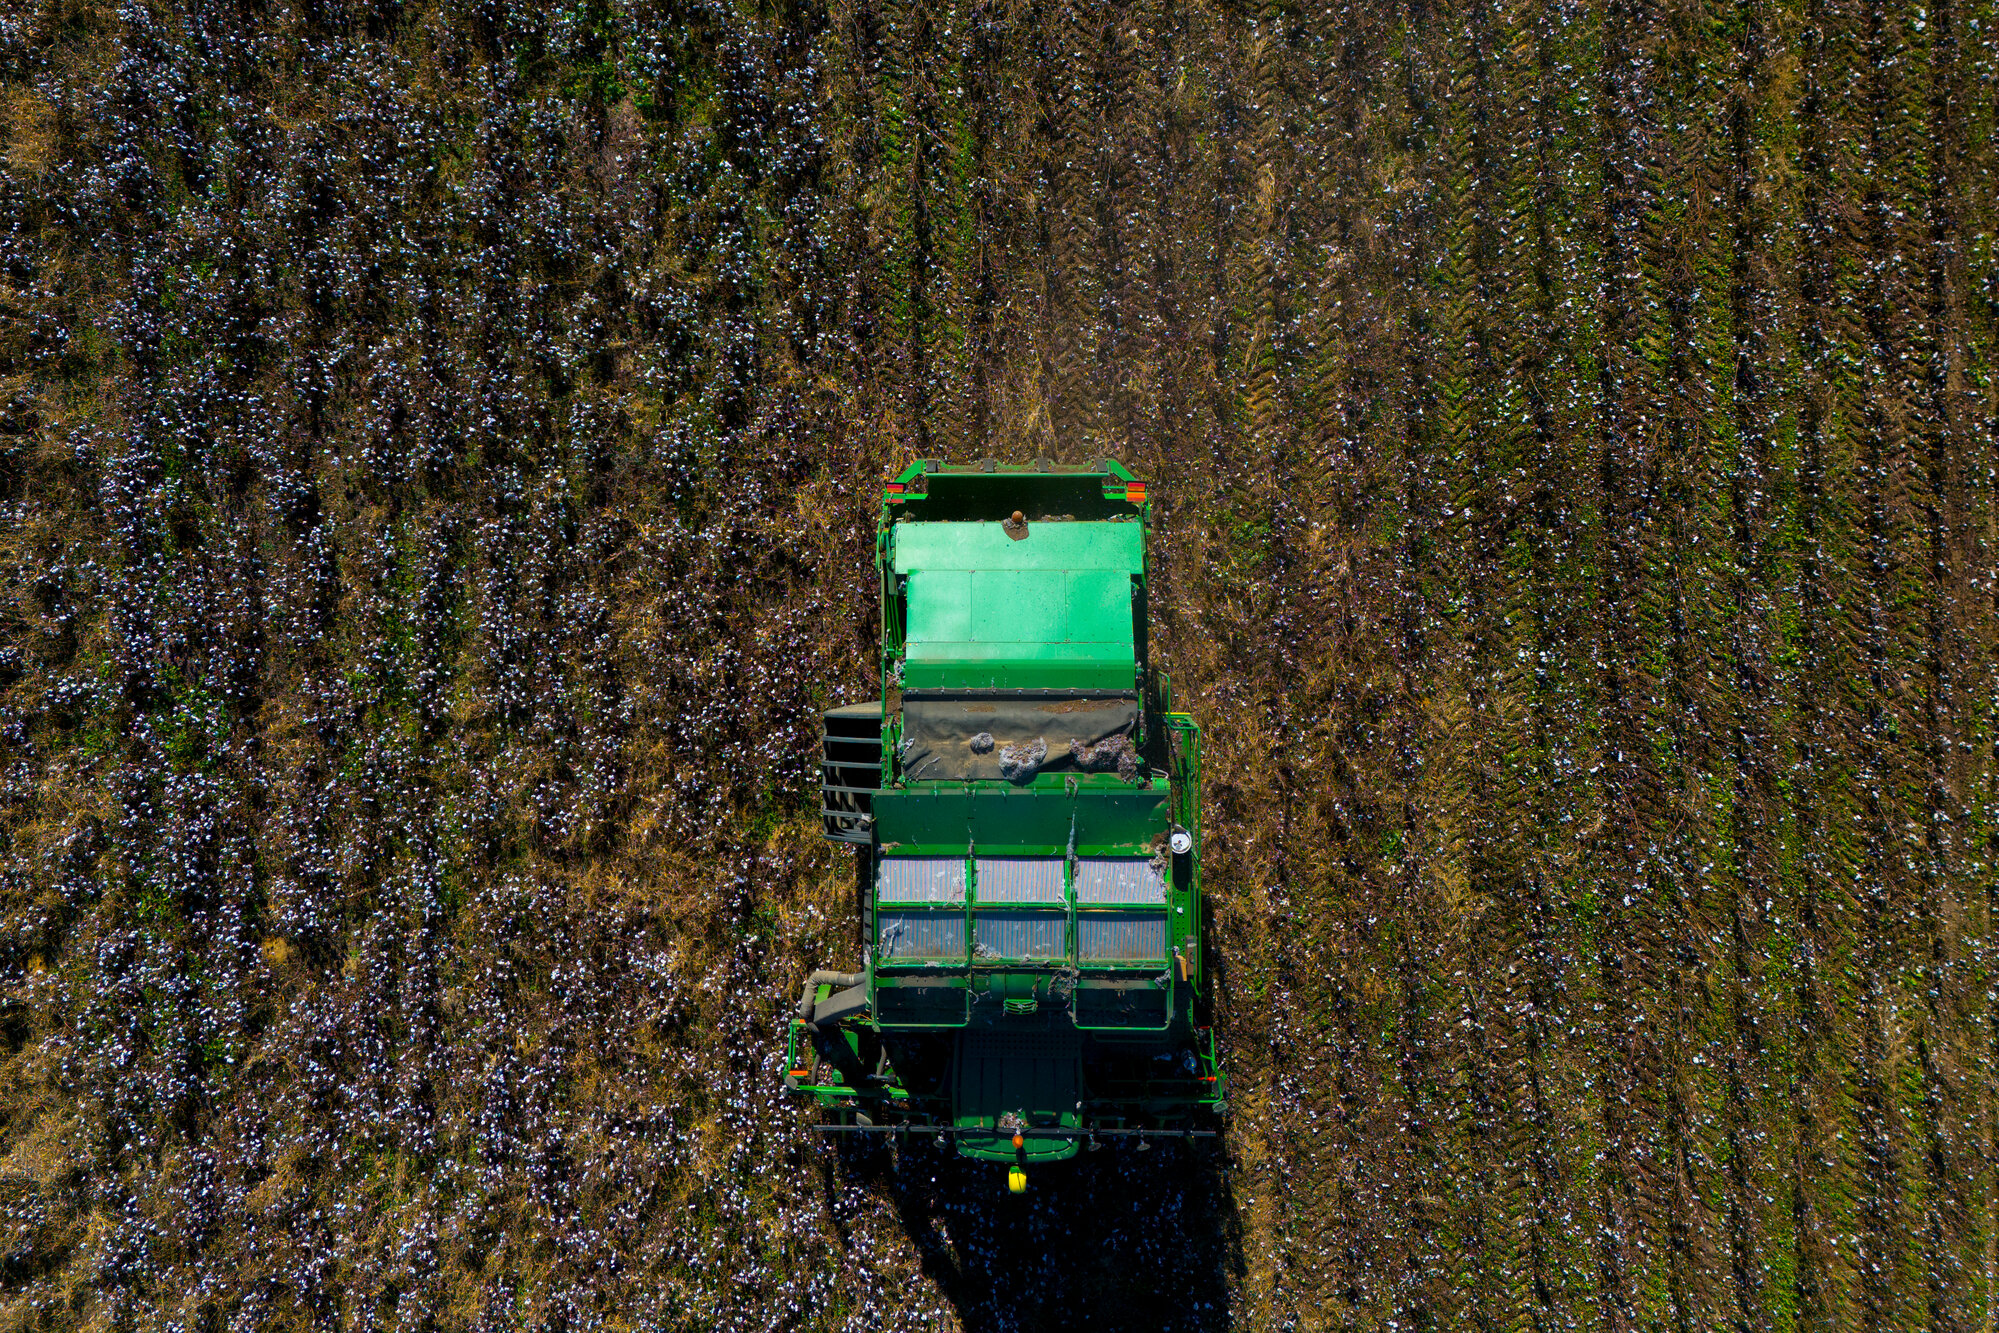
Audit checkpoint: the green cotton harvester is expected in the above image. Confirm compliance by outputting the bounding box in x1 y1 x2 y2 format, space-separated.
785 459 1225 1191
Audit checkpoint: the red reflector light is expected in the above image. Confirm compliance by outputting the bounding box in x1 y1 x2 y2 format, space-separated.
884 483 905 494
1126 481 1148 502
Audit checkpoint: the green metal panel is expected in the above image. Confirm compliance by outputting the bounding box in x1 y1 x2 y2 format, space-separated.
907 569 972 643
871 786 1167 850
873 978 970 1027
1062 568 1135 636
895 522 1141 690
953 1029 1082 1162
903 653 1132 691
891 521 1144 573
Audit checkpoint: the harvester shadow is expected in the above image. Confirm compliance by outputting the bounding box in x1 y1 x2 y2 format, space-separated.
840 1134 1242 1332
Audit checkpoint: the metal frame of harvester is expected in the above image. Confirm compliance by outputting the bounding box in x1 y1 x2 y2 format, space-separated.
784 459 1225 1190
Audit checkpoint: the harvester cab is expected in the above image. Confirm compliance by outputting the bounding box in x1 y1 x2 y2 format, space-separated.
785 459 1225 1187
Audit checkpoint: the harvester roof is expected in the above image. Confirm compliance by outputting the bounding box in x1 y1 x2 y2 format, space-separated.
891 521 1142 690
883 459 1150 693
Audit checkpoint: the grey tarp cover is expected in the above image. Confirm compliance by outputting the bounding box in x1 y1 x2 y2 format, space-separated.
898 693 1140 782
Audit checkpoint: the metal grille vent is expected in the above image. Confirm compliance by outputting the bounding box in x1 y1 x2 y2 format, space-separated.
878 912 965 961
1077 914 1167 961
877 858 965 903
974 858 1065 904
1074 858 1165 904
973 912 1066 960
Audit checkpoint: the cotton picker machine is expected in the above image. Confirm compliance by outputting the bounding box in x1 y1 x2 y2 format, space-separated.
784 459 1225 1192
